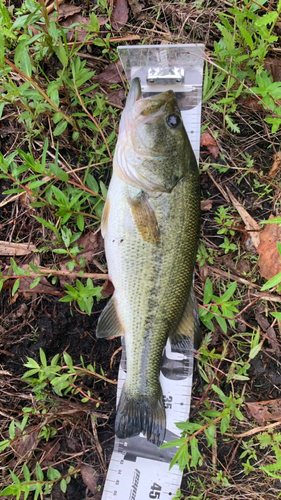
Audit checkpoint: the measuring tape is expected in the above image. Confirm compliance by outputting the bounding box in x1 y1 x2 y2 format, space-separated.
102 337 193 500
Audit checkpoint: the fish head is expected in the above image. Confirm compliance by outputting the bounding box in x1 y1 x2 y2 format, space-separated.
115 78 197 193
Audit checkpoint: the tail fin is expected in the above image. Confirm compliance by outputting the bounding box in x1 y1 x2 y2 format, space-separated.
115 386 166 447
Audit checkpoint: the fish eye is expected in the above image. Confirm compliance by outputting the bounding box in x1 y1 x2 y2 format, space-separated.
166 114 181 128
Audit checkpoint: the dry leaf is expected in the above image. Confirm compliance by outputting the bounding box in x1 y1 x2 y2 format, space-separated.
101 279 115 297
257 217 281 290
98 60 124 84
255 307 280 355
41 441 61 466
57 4 81 20
111 0 129 30
200 199 213 211
12 427 40 459
127 0 146 19
226 187 261 249
241 96 262 112
107 88 125 107
269 151 281 178
20 276 60 298
0 241 36 256
246 399 281 425
266 326 281 355
80 465 101 497
200 132 219 159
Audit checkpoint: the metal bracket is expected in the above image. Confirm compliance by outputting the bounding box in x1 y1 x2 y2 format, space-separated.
147 67 184 85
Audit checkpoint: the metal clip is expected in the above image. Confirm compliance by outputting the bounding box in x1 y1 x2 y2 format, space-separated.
147 67 184 85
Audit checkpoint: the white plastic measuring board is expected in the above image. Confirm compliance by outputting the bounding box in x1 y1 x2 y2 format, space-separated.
101 44 205 500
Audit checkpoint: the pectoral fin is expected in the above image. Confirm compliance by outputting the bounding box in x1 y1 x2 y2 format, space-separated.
96 295 125 339
101 198 110 238
169 286 202 352
128 192 160 244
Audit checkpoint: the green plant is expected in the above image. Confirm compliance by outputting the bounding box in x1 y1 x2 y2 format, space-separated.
160 328 263 474
161 382 244 471
199 278 241 333
0 348 109 498
60 278 103 315
210 0 281 132
22 348 108 403
197 243 214 267
219 236 238 254
215 206 236 237
0 462 76 499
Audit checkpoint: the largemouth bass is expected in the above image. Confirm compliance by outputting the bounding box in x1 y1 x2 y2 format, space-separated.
96 77 200 446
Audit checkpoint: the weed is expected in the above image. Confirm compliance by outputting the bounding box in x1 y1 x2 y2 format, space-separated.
199 278 241 333
0 462 76 499
22 348 109 402
197 243 214 267
209 0 281 132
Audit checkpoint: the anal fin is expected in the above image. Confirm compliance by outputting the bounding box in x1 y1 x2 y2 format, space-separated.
169 286 202 352
96 295 124 339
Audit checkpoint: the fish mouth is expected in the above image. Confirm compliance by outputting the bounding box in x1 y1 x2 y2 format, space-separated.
130 77 176 118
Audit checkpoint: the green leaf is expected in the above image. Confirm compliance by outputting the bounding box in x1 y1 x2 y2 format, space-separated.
20 47 32 78
53 112 63 124
249 341 263 359
0 30 4 69
90 12 100 31
238 25 254 50
0 485 19 495
40 348 47 368
93 37 106 47
221 412 231 433
23 463 31 482
12 278 20 296
53 120 68 136
86 174 99 194
60 478 67 493
50 89 60 108
221 281 237 302
203 277 213 304
33 216 58 234
204 424 216 447
256 11 278 26
57 38 68 67
9 420 15 440
24 357 40 369
261 272 281 290
271 311 281 320
63 352 73 367
0 439 10 452
77 214 84 231
100 180 107 199
47 466 61 481
30 277 40 289
212 384 228 403
36 462 44 481
215 314 227 333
